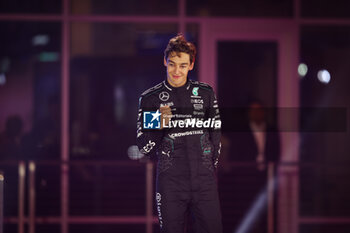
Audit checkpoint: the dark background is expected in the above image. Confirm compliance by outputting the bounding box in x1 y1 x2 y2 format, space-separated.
1 0 350 233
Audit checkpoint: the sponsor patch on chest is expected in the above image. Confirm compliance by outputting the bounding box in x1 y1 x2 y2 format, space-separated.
191 99 204 104
160 102 174 107
193 103 203 110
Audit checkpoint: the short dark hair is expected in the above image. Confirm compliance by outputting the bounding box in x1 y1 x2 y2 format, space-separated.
164 33 196 64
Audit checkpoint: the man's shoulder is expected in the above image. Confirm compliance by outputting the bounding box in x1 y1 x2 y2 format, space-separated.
140 81 166 98
189 80 214 92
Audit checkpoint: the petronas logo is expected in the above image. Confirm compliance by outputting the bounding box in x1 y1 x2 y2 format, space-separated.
192 87 199 96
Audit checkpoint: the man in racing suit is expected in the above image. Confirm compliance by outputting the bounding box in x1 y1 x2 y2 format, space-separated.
136 34 222 233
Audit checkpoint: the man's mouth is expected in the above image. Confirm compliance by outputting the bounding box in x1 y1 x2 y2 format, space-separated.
173 75 181 79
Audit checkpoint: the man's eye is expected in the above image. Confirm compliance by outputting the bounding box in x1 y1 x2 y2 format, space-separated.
181 66 187 69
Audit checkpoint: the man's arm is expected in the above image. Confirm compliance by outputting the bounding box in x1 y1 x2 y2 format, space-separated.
208 90 222 168
136 96 164 158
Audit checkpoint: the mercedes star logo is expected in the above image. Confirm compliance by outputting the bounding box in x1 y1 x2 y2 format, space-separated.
159 91 170 101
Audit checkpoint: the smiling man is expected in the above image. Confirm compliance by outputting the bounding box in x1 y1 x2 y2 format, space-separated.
164 50 194 87
136 34 222 233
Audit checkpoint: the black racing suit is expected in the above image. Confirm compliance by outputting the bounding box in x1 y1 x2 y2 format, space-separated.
136 79 222 233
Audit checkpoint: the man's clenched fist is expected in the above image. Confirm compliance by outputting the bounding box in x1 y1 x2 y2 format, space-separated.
160 105 172 128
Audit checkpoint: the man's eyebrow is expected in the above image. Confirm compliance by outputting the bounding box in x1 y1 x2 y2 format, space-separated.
168 60 189 65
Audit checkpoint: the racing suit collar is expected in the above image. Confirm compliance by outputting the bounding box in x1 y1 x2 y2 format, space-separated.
164 78 191 91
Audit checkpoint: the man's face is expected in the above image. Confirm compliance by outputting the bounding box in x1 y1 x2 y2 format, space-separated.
164 52 194 87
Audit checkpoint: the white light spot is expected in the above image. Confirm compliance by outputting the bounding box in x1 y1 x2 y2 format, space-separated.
298 63 308 78
32 35 49 46
317 69 331 84
127 145 145 160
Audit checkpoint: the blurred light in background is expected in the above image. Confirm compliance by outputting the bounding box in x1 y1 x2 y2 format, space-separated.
38 52 59 62
114 84 125 123
32 34 50 46
298 63 308 78
0 57 10 72
0 73 6 85
235 188 268 233
317 69 331 84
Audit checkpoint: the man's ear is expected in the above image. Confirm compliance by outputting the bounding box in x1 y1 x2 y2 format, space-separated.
189 62 194 71
163 57 167 67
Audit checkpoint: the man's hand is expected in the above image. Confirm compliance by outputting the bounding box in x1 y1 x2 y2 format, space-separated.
160 106 172 129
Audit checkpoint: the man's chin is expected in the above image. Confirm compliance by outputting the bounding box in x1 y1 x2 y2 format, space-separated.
168 77 186 87
171 77 181 81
